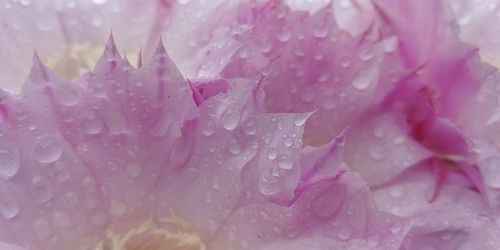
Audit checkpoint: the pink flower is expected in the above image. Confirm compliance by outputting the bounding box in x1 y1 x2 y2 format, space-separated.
1 0 500 250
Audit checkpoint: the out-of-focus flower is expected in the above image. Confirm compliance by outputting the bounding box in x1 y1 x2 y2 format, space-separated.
1 0 500 249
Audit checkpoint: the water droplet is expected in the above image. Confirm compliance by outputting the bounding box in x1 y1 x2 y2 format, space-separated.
33 217 52 239
31 176 53 203
220 109 240 131
390 222 402 233
389 185 404 198
267 148 278 160
352 69 378 90
0 140 20 180
368 235 381 246
52 211 71 229
82 177 97 193
109 200 127 217
91 0 108 5
313 25 329 38
103 110 127 135
294 113 309 126
358 49 374 61
53 162 70 182
368 145 385 160
202 121 216 136
33 136 63 164
317 72 329 82
0 196 19 219
243 120 256 135
64 192 78 206
89 210 108 227
126 162 142 178
84 116 103 135
275 28 291 42
322 98 336 110
228 140 241 155
301 87 314 102
480 156 500 188
284 137 294 148
278 154 294 169
337 227 352 240
19 0 32 6
55 85 81 106
258 176 280 196
373 127 386 138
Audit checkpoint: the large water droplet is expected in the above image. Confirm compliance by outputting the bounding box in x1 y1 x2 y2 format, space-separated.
34 136 63 163
0 196 19 219
103 110 127 135
228 140 242 155
220 109 240 131
84 116 103 135
352 69 379 90
31 176 53 203
55 85 81 106
480 156 500 188
0 140 20 180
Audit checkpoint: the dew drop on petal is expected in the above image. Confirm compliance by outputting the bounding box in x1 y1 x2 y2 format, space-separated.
0 196 19 219
31 176 53 203
33 217 52 239
91 0 108 5
258 176 280 196
0 140 20 180
278 155 294 169
480 156 500 188
109 200 127 217
220 109 240 130
202 121 216 136
55 85 81 106
352 69 378 90
33 136 63 163
103 110 127 135
52 211 71 229
294 113 309 126
276 28 292 42
337 227 352 241
126 162 142 178
84 116 103 135
267 148 278 160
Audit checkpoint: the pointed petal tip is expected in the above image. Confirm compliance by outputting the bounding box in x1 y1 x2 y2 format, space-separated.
154 38 167 55
103 32 120 58
29 50 50 81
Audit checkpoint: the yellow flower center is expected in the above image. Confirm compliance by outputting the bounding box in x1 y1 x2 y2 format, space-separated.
45 43 138 79
85 213 206 250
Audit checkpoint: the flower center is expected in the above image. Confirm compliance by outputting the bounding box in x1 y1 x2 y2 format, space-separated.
45 43 104 80
86 213 206 250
